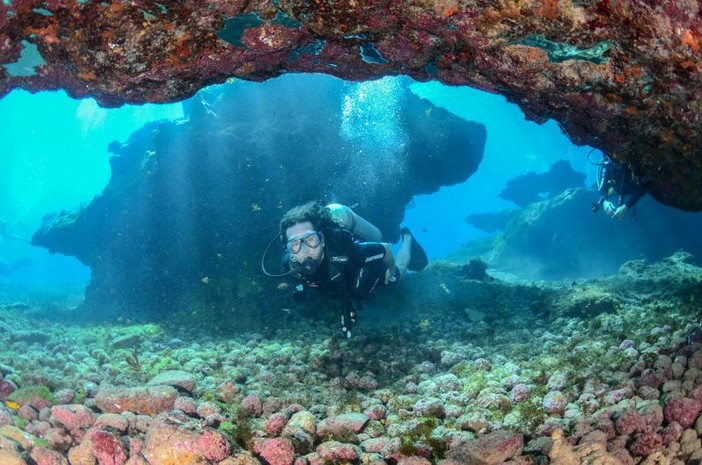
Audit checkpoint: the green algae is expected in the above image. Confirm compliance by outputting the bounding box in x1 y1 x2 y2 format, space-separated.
398 417 448 460
510 398 547 435
8 385 55 406
519 34 612 64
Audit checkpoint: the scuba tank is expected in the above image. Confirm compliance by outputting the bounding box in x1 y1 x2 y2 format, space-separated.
326 203 382 242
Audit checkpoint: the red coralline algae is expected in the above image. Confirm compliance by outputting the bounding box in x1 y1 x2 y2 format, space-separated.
542 390 568 416
197 429 232 462
0 378 16 400
628 432 663 457
50 405 96 432
660 421 684 445
638 368 662 389
242 393 264 417
316 440 360 462
663 397 702 429
264 412 290 437
89 430 128 465
253 437 295 465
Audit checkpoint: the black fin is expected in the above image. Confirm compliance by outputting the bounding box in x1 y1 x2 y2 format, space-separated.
401 227 428 272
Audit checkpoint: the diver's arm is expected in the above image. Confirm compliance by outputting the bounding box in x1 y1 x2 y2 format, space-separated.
382 243 396 284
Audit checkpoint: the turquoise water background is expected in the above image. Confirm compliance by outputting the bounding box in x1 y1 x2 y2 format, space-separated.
0 75 597 289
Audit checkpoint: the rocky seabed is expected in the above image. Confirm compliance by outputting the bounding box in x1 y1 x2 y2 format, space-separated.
0 255 701 465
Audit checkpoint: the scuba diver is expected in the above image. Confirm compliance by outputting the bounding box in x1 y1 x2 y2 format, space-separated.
262 201 428 338
592 155 649 220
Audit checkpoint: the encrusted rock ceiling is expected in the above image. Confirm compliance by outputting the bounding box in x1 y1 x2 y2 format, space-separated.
2 0 701 210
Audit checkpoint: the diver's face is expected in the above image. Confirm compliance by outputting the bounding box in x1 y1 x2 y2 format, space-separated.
285 221 325 263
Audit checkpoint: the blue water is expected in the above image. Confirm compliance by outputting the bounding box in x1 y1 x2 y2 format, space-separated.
0 90 183 288
406 81 598 258
0 74 595 289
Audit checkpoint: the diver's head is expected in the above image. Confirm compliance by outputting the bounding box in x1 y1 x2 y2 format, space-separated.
279 201 335 240
284 221 325 274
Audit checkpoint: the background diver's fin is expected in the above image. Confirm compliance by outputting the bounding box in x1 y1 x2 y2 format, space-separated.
401 227 428 271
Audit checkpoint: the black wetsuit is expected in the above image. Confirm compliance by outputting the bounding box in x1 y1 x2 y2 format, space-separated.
287 229 400 337
597 159 647 209
299 241 400 298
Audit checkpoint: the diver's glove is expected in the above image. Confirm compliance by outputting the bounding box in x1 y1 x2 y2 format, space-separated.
612 204 628 220
603 200 616 216
591 198 604 212
340 299 360 339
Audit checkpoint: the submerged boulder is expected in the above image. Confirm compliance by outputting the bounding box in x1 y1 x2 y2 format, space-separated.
460 187 702 280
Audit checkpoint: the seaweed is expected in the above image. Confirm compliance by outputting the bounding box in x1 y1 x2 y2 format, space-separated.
8 385 56 406
512 398 547 435
519 34 612 64
397 417 448 460
125 347 141 372
219 407 255 449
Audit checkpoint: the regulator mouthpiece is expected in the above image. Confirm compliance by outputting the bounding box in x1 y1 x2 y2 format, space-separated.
300 257 318 275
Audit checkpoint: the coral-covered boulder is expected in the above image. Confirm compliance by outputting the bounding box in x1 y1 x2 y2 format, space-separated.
67 439 94 465
94 413 130 433
445 430 523 464
88 430 128 465
264 412 289 437
50 405 96 432
28 446 69 465
317 413 370 438
0 449 27 465
663 397 702 429
241 394 264 417
661 421 684 445
628 432 663 457
143 417 231 464
315 441 360 463
252 437 295 465
0 378 16 400
94 386 178 415
615 408 645 436
638 369 662 389
147 370 198 394
543 391 568 416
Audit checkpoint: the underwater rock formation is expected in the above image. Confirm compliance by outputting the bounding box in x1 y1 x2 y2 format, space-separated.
465 209 519 234
458 187 702 281
499 159 586 208
31 76 485 318
467 160 585 233
2 1 701 211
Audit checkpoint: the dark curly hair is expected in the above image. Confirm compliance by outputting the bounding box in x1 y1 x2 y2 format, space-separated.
279 201 335 241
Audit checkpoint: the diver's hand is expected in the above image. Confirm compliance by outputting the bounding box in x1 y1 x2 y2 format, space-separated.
612 204 628 220
603 200 616 217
